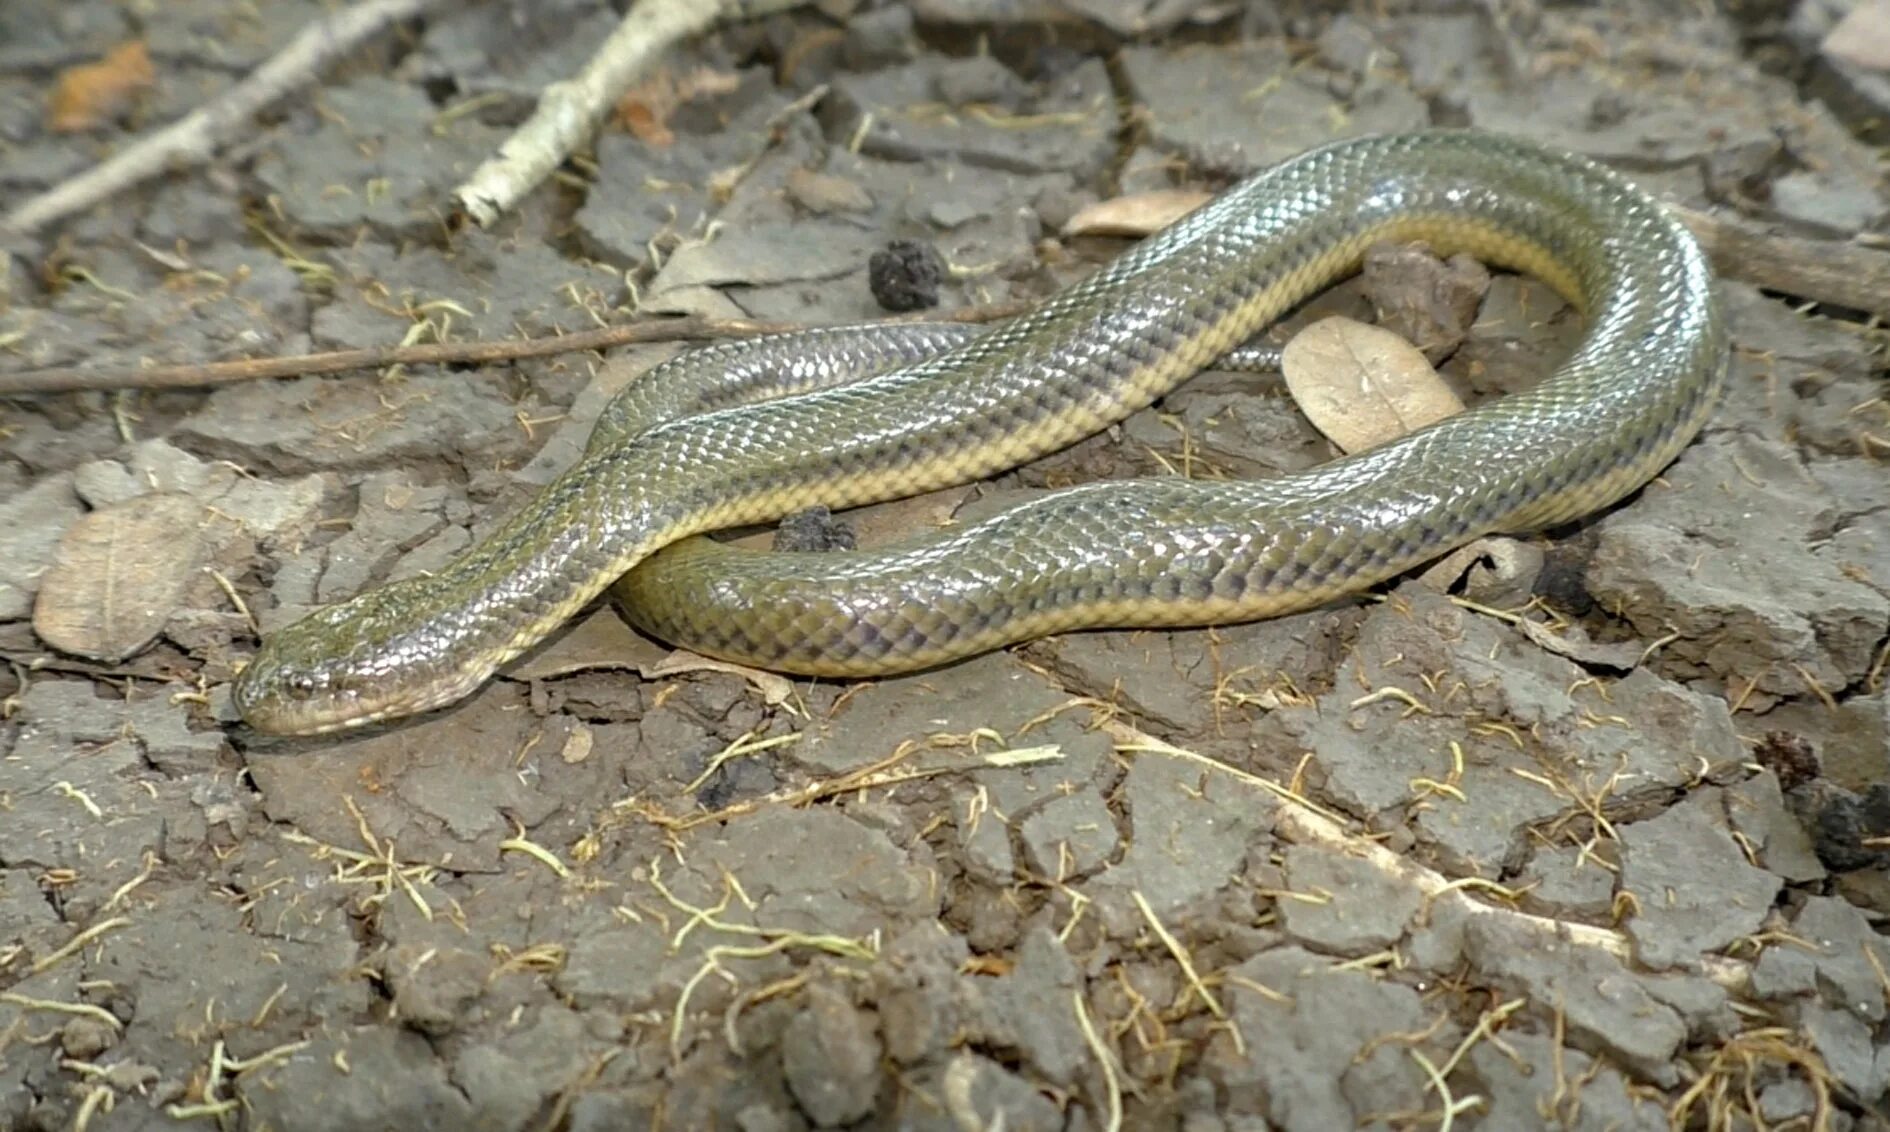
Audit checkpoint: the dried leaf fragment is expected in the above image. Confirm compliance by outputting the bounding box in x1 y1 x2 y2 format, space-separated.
48 41 156 133
613 66 743 147
509 607 670 681
1061 189 1211 237
642 651 795 707
1280 316 1465 455
785 167 875 214
1823 0 1890 70
34 493 209 662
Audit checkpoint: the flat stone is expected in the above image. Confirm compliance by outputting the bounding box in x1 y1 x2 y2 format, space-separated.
696 807 936 936
1033 592 1353 740
1794 895 1890 1022
1725 772 1827 884
1801 1001 1890 1101
245 682 548 871
32 246 310 373
574 76 789 270
452 1006 603 1132
1463 914 1685 1077
239 1027 475 1131
312 236 602 349
825 55 1114 178
1640 971 1734 1040
782 982 881 1127
955 783 1017 884
406 0 623 106
1751 945 1821 1001
1457 28 1781 167
1822 692 1890 794
0 683 181 886
1588 430 1888 705
253 76 509 237
557 919 675 1011
91 896 368 1070
1159 384 1333 480
969 927 1089 1088
873 924 972 1066
174 370 527 477
1618 792 1782 970
1121 40 1426 172
1469 1031 1667 1131
381 943 488 1036
1520 844 1617 920
1761 1076 1822 1124
1794 0 1890 146
1208 946 1430 1131
1771 168 1886 235
1083 745 1272 922
309 473 450 604
125 695 228 775
1018 787 1119 880
651 221 887 294
142 0 328 72
796 652 1110 821
1278 589 1747 878
1277 843 1423 955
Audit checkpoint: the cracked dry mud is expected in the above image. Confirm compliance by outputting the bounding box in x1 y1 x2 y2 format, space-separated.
4 2 1890 1131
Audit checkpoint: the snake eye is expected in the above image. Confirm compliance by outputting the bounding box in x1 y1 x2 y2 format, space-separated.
283 673 318 701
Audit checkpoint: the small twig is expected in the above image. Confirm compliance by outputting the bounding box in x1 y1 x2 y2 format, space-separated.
30 916 131 975
0 302 1029 396
1131 890 1225 1020
3 0 446 236
0 992 123 1030
454 0 811 227
1073 991 1124 1132
1674 204 1890 320
1108 722 1753 992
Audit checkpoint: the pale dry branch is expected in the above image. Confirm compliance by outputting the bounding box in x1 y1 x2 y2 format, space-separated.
452 0 811 227
3 0 445 235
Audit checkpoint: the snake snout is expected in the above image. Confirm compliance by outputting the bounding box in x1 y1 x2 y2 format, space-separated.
233 647 370 736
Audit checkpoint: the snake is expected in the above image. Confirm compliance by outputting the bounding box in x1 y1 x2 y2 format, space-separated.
231 130 1726 736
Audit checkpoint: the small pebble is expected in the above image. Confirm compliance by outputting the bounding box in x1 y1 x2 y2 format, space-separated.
60 1017 118 1060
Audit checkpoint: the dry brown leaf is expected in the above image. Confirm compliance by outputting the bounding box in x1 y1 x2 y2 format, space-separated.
561 722 595 764
48 41 157 133
1823 0 1890 70
785 167 875 214
1280 316 1464 455
642 651 795 707
510 606 670 681
1418 537 1540 598
1061 189 1211 238
33 493 207 662
613 66 743 147
617 100 674 147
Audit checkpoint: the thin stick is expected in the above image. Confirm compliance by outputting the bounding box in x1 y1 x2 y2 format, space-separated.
0 302 1029 396
453 0 810 227
1674 205 1890 320
2 0 444 236
1108 721 1753 993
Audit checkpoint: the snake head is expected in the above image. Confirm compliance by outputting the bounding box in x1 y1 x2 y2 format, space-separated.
230 588 486 736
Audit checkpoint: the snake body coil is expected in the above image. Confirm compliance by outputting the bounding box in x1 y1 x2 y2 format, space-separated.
234 131 1725 736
